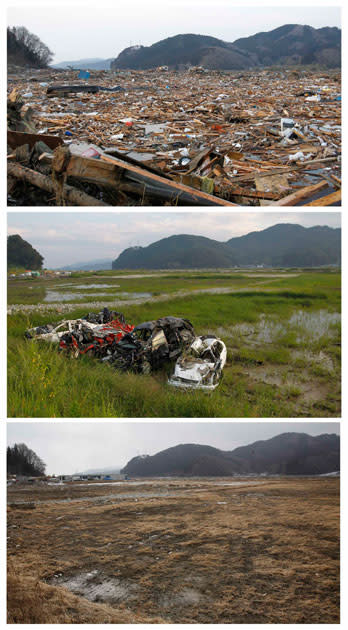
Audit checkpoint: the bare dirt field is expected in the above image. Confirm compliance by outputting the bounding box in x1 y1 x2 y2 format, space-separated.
7 477 339 623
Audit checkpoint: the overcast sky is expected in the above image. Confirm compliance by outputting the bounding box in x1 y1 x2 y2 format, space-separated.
7 2 341 63
7 421 339 475
7 212 341 268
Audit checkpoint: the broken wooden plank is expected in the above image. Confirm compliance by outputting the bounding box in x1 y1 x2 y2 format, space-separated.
255 173 290 206
269 180 329 206
304 189 341 206
7 130 63 151
99 153 235 205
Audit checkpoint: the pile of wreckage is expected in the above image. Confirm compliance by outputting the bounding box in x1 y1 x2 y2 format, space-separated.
7 67 341 206
25 307 227 390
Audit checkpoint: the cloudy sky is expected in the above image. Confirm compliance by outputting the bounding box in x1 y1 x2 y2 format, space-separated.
7 2 340 63
7 211 341 268
7 421 339 475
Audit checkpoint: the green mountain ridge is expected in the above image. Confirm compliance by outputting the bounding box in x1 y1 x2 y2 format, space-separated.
112 224 341 269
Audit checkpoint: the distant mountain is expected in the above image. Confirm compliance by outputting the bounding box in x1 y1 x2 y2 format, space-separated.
52 57 112 70
225 224 341 267
121 433 340 477
112 224 341 269
113 235 237 269
111 25 341 70
59 259 112 271
234 24 341 68
111 34 256 70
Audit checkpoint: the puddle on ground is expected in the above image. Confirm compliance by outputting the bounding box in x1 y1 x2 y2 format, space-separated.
50 570 139 604
291 349 335 372
228 310 340 346
115 292 152 299
44 291 111 302
288 310 341 342
44 290 152 302
57 284 119 289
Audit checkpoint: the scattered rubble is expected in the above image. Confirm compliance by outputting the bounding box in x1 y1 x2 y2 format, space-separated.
7 67 341 205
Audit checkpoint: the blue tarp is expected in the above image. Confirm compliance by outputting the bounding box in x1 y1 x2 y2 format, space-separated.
78 70 90 79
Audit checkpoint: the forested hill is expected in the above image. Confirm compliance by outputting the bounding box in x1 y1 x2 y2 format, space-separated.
112 224 341 269
121 433 340 477
111 25 341 70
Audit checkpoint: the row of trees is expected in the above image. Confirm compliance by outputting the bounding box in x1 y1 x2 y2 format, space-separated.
7 443 46 477
7 234 44 269
7 26 53 67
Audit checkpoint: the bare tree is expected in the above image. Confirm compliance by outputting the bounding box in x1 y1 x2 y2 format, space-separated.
8 26 53 67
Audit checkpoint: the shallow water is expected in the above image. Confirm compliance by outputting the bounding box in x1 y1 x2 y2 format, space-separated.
44 291 112 302
58 284 120 289
44 290 152 302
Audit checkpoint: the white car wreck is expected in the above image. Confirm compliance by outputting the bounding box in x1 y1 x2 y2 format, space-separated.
168 335 227 390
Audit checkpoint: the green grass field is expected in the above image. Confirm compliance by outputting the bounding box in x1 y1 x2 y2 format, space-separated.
7 269 341 418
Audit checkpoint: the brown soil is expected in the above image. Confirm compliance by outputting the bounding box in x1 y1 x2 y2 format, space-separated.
7 477 340 624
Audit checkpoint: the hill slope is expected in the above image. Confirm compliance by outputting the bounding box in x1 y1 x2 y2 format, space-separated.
111 25 341 70
112 224 341 269
111 34 256 70
234 24 341 68
112 234 237 269
7 234 44 269
121 433 340 477
225 224 341 267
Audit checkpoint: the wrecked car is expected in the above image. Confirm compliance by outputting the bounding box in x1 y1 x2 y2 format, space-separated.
168 335 227 390
103 316 196 373
25 308 133 358
25 310 196 374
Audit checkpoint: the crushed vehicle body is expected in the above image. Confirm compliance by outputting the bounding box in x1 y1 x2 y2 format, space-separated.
25 310 196 373
168 335 227 390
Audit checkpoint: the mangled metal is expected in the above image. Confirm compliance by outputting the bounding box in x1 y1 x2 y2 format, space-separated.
168 335 227 390
25 310 205 380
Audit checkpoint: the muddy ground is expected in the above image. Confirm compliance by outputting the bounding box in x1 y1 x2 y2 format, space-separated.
7 477 340 623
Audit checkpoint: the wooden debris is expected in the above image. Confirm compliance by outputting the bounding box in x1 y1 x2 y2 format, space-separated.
7 66 341 206
270 180 329 206
8 161 107 206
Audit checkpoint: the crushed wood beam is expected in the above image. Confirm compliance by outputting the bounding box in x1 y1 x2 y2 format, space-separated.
269 180 330 206
52 148 236 206
304 189 341 206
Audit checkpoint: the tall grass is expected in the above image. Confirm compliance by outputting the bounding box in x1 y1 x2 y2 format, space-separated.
7 273 341 418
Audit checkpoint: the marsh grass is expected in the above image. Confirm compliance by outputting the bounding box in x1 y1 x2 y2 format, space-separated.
7 271 341 417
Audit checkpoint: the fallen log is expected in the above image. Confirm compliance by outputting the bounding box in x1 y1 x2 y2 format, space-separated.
7 161 107 206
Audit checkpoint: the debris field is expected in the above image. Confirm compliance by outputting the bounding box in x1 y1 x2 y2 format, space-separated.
7 67 341 206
